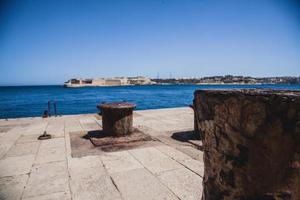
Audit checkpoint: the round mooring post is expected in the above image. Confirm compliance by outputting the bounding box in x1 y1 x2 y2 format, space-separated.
97 102 136 137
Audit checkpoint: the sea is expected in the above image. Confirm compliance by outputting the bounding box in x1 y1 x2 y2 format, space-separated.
0 84 300 119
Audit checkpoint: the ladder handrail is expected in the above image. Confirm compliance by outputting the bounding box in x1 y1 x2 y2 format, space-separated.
47 100 57 117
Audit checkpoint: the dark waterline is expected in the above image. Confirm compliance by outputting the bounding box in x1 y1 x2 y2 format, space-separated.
1 84 300 119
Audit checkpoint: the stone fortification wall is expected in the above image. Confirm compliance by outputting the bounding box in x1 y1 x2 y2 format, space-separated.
194 89 300 200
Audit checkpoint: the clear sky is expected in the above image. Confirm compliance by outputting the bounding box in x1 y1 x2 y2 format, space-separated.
0 0 300 85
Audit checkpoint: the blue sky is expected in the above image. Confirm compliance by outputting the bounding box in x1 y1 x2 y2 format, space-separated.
0 0 299 85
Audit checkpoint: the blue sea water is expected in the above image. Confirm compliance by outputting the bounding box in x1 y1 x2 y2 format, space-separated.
0 84 300 119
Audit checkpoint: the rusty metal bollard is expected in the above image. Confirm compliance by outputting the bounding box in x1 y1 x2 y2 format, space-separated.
97 102 136 137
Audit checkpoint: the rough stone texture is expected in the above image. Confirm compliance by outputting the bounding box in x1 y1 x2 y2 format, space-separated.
194 89 300 200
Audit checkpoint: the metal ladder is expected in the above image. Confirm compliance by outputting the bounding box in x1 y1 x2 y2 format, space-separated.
48 100 57 117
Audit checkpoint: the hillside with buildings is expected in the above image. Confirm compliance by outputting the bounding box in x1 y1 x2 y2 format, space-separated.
64 75 300 87
64 76 155 87
152 75 300 85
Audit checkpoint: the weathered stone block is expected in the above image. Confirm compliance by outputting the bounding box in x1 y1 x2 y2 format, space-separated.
194 89 300 200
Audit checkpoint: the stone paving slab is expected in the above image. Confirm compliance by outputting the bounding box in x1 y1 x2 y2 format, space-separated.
65 119 82 133
180 158 204 177
68 156 121 200
70 174 121 200
0 107 204 200
155 145 193 162
100 151 143 174
23 161 69 199
68 156 106 178
40 137 65 149
35 145 65 164
155 145 204 177
22 121 47 136
129 147 183 174
16 134 41 144
46 121 65 138
22 191 71 200
158 168 203 200
79 118 101 132
111 168 179 200
0 142 15 159
5 142 39 157
0 174 28 200
0 155 34 177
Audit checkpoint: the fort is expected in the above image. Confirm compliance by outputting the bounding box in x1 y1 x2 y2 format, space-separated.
64 76 155 87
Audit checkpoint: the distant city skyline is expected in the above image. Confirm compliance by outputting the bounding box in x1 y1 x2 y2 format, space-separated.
0 0 300 86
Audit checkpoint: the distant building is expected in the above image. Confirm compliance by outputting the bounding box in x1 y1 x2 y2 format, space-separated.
64 76 155 87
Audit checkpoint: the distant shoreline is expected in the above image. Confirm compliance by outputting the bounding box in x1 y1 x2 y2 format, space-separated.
2 83 300 87
1 84 300 119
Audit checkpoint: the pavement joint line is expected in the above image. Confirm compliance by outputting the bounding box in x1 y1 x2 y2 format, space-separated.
32 159 67 166
20 121 46 200
64 120 74 200
127 150 181 200
0 172 30 179
154 145 204 178
94 118 102 128
98 155 124 200
78 118 85 132
1 128 21 160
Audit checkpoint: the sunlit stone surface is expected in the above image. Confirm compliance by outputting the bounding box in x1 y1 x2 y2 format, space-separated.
194 89 300 200
0 107 204 200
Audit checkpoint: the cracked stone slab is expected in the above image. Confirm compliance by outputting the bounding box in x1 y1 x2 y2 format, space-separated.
100 151 143 174
176 146 204 161
35 145 66 164
23 122 48 136
0 174 28 200
16 134 40 144
158 168 203 200
69 156 121 200
180 159 204 177
6 142 39 157
0 142 15 159
22 191 71 200
111 168 178 200
23 161 69 198
70 174 121 200
0 155 35 177
39 138 65 149
129 147 182 174
68 156 106 178
155 145 192 162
